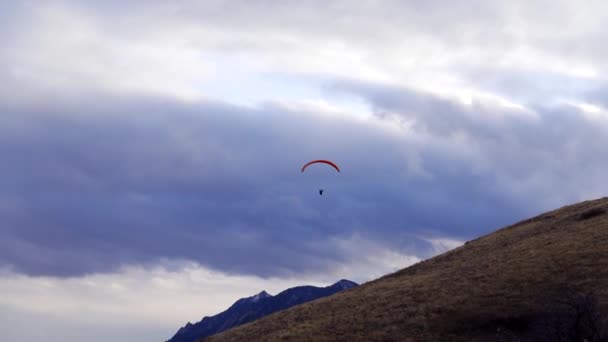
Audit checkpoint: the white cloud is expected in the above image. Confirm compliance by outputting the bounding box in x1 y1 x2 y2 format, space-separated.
6 4 212 101
424 237 465 255
316 233 424 282
0 235 452 342
5 1 608 109
0 264 320 342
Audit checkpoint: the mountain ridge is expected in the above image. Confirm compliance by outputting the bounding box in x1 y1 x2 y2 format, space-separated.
167 279 358 342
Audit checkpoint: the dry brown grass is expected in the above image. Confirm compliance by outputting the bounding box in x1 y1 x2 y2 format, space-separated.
204 197 608 341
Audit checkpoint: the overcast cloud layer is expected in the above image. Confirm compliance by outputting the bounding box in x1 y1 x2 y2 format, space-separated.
2 1 608 341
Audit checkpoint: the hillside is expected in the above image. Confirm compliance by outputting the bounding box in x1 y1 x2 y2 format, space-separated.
205 197 608 341
167 280 357 342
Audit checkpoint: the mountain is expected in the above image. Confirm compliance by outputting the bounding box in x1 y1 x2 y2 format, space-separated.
206 197 608 341
167 279 358 342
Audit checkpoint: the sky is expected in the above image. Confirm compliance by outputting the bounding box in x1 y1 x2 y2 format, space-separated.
2 1 608 341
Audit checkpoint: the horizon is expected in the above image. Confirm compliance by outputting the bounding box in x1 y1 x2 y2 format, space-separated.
2 1 608 341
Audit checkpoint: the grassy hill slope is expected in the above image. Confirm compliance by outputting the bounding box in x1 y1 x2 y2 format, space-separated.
206 197 608 341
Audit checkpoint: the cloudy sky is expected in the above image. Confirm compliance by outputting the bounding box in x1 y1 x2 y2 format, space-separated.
2 1 608 341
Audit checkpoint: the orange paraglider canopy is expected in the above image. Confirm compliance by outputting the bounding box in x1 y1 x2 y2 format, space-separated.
301 160 340 173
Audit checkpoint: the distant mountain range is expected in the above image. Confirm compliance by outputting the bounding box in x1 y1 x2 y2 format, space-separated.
167 279 358 342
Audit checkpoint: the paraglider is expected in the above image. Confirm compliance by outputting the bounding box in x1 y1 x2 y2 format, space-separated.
301 160 340 173
301 160 340 195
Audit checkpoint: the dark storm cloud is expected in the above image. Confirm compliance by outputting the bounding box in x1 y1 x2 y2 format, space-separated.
3 74 608 278
0 92 414 277
0 87 538 278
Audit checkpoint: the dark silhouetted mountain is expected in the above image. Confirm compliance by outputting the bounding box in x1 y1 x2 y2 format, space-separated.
166 279 357 342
